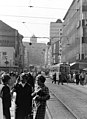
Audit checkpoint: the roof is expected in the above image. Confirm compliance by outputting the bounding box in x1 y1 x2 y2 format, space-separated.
63 0 75 20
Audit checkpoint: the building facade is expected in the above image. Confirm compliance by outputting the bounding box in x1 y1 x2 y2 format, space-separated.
0 20 24 72
45 42 52 68
0 47 15 67
23 41 46 70
50 19 63 64
30 34 37 43
61 0 87 67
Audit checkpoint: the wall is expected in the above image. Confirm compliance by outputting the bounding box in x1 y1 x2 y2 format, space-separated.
0 47 15 67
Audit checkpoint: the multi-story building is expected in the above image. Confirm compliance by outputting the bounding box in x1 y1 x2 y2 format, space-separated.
23 41 46 69
0 47 15 66
50 19 63 64
30 34 37 43
61 0 87 69
0 20 24 72
15 33 24 71
45 42 52 68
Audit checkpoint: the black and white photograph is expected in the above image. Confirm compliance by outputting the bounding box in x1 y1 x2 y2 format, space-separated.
1 0 87 119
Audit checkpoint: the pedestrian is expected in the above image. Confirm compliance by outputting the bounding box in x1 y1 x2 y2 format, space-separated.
11 73 33 119
79 71 85 85
84 72 87 85
1 73 11 119
9 72 17 89
0 82 4 119
73 72 76 83
58 72 63 85
26 72 35 90
32 75 50 119
75 72 80 85
52 72 56 84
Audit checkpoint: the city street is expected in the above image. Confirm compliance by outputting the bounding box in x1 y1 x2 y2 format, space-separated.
8 77 87 119
45 77 87 119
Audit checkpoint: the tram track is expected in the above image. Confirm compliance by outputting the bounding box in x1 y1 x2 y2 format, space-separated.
59 84 87 103
46 80 87 119
48 89 79 119
63 83 87 95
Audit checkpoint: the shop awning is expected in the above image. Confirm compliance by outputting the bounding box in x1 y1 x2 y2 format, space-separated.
70 62 87 70
70 62 79 70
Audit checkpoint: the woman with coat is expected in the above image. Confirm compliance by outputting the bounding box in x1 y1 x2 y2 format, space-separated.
32 75 50 119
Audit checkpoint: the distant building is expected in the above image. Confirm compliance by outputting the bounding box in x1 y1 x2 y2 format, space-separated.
23 42 46 69
0 20 24 72
50 19 63 64
30 34 37 43
0 47 15 67
45 42 52 68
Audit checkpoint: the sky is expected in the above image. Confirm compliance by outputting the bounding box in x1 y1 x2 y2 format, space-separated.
0 0 73 44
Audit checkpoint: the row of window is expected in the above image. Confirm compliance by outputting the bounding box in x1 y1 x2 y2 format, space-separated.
0 41 14 46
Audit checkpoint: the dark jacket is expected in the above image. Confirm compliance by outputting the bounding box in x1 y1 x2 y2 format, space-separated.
13 83 32 114
2 84 11 119
2 85 11 109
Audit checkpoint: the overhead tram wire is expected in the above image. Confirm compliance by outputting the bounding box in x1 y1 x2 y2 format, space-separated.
0 5 78 11
0 19 50 25
28 5 78 11
0 14 57 20
1 19 79 27
28 6 68 10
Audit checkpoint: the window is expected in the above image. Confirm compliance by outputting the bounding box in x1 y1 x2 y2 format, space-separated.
2 52 7 55
2 52 7 60
60 33 62 35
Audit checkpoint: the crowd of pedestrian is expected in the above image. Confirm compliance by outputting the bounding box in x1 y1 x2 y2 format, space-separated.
51 70 87 86
0 70 50 119
71 71 87 85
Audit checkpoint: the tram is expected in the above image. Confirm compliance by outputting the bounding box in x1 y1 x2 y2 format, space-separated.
49 63 70 82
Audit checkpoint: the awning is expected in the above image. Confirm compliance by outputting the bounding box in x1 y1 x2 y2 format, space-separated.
70 62 76 66
70 62 87 70
70 62 79 70
83 68 87 71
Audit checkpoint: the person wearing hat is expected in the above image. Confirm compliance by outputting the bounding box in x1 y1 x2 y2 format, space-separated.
1 73 11 119
32 75 50 119
11 73 33 119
